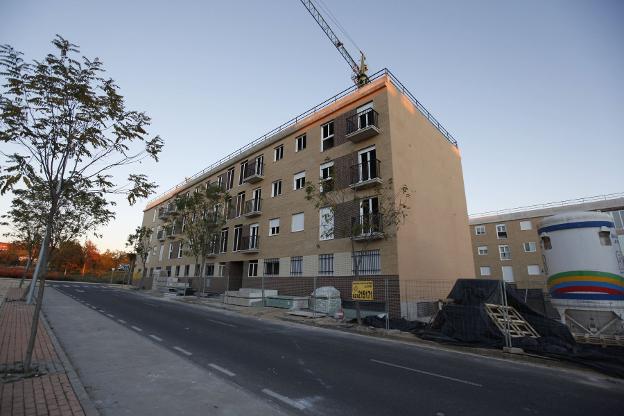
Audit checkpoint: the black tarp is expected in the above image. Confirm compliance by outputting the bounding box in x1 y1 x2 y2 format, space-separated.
402 279 624 378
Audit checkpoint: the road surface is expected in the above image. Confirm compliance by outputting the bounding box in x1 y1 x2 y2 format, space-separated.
48 282 624 416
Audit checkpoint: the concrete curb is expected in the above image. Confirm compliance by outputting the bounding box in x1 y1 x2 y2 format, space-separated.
41 295 100 416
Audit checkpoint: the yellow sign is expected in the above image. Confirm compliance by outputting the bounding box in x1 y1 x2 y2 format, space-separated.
352 281 374 301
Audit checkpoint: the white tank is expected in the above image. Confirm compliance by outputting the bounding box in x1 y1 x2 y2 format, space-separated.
539 211 624 339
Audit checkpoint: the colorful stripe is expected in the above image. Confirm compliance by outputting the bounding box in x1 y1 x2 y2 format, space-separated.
538 220 614 234
548 270 624 301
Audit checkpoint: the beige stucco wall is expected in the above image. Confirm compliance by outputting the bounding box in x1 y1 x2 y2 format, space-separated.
386 81 475 282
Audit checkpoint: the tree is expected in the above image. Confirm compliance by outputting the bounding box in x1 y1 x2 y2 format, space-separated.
305 177 410 324
170 184 228 293
1 189 43 287
48 240 84 274
0 36 162 373
126 225 152 288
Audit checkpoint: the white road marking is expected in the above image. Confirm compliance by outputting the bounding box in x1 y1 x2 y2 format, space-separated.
131 325 143 332
149 334 163 342
173 346 192 356
209 363 235 377
118 319 127 324
76 289 85 293
261 389 306 410
99 309 106 313
370 359 483 387
206 318 236 328
107 314 115 318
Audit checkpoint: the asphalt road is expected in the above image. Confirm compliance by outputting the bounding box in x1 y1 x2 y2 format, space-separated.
50 282 624 416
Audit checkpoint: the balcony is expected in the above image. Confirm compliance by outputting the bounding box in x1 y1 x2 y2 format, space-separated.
242 163 264 183
351 213 384 241
206 240 220 258
244 198 262 217
158 206 169 220
167 225 182 239
350 160 382 190
157 229 166 241
346 108 379 143
240 235 260 253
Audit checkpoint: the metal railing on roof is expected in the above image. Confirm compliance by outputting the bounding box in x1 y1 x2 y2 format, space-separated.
146 68 458 208
469 192 624 219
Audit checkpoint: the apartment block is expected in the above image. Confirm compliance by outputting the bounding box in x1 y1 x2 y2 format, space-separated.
137 69 475 317
469 193 624 289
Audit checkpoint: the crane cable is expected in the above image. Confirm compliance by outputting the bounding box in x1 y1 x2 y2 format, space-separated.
314 0 364 56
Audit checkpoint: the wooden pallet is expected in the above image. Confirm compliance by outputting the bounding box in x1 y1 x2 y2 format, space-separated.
573 333 624 347
484 303 539 338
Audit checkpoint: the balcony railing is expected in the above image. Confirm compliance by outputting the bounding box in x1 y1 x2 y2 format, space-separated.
241 235 260 252
157 229 166 240
206 239 220 257
351 213 384 241
242 163 264 183
346 108 379 142
244 198 262 217
350 160 382 189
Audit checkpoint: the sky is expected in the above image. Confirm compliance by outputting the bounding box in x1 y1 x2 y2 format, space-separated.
1 0 623 251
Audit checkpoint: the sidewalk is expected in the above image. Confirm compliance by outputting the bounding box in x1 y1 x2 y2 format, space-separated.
42 287 286 415
0 280 87 416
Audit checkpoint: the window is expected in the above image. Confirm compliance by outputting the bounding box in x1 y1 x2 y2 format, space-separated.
216 263 225 277
319 254 334 275
249 223 259 249
291 212 304 232
609 210 624 229
175 265 180 277
477 246 488 256
178 242 183 258
274 145 284 161
248 260 258 277
352 250 381 274
152 210 156 222
233 225 243 251
239 160 247 185
165 266 172 277
205 263 214 276
290 256 303 276
541 236 552 250
599 231 612 246
527 265 541 275
235 192 245 217
269 218 280 236
220 228 229 252
294 171 306 190
320 161 334 192
520 220 532 231
271 180 282 197
158 244 164 261
498 245 511 260
321 121 334 151
226 167 235 190
357 102 375 129
264 258 280 276
496 224 508 239
480 266 491 276
523 242 537 252
295 134 306 152
319 207 334 240
357 146 378 182
184 264 190 277
153 246 157 256
168 243 173 259
475 225 486 235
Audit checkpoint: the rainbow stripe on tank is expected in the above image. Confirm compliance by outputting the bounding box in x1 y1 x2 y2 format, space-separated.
548 271 624 300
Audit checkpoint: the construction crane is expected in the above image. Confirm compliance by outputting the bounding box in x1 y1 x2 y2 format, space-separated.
299 0 369 87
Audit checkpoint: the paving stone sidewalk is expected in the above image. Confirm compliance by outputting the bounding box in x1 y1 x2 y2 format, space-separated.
0 281 86 416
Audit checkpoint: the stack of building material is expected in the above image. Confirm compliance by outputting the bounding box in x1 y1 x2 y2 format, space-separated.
265 295 309 310
224 288 278 307
310 286 341 315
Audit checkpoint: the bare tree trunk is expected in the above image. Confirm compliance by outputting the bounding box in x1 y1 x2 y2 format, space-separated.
352 237 362 325
26 230 50 304
23 222 52 373
19 254 33 289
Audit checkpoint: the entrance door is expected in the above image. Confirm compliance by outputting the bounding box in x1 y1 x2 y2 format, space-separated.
502 266 514 283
